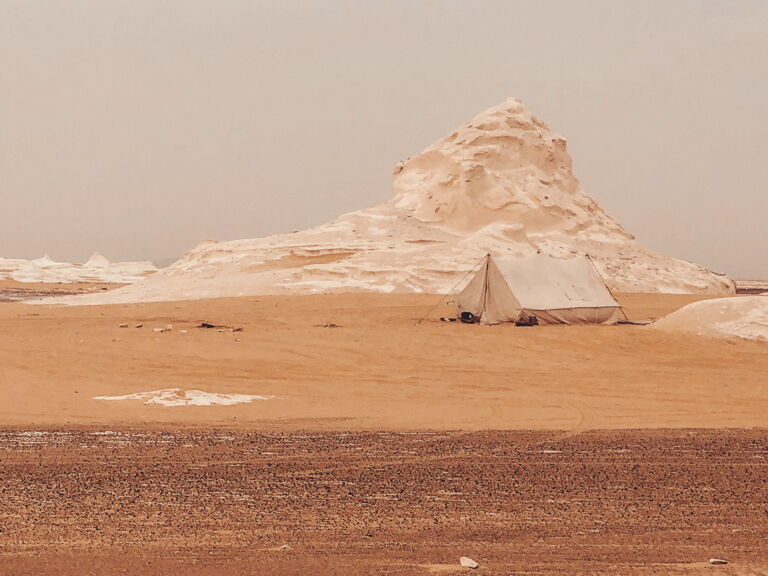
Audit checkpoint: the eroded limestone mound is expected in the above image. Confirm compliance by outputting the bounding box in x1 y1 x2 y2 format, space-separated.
653 296 768 342
48 98 732 305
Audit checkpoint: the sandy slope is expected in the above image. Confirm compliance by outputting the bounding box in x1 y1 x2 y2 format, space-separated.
2 292 766 430
0 279 124 302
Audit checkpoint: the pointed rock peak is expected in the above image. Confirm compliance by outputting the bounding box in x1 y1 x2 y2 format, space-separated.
85 252 111 267
464 96 549 133
391 97 614 237
32 254 56 266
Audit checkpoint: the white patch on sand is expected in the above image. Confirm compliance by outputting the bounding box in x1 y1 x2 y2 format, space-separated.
93 388 273 407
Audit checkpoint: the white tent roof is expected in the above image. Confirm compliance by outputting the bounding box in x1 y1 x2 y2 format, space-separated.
493 254 619 311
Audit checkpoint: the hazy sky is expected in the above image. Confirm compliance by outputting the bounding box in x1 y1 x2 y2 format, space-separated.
1 1 766 277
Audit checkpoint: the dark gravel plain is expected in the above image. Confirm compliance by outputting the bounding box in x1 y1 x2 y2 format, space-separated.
1 428 767 575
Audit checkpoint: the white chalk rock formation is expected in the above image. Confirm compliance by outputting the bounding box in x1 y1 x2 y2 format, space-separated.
85 252 111 268
47 98 732 305
0 253 157 284
653 296 768 342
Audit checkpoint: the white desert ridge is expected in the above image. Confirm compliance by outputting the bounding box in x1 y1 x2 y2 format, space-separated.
37 98 733 305
0 252 157 284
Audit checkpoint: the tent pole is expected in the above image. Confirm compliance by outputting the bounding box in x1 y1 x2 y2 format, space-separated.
480 254 490 324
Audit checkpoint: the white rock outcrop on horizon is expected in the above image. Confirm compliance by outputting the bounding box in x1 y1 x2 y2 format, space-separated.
653 296 768 342
0 253 157 284
47 98 732 305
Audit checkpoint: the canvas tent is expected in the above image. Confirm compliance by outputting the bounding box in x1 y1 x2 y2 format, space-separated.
455 254 623 325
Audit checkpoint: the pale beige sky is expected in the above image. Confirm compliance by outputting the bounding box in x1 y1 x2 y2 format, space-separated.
1 0 766 278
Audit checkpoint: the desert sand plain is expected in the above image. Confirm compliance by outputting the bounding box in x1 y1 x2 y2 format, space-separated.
1 285 767 431
1 280 767 575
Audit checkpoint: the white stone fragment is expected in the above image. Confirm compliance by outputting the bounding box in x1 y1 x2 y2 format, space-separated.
93 389 273 407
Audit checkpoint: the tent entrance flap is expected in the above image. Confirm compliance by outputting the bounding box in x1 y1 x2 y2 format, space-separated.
455 254 622 325
454 255 523 325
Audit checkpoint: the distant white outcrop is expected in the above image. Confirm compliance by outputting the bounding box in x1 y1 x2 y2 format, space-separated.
0 252 157 284
653 296 768 342
84 252 112 268
46 98 733 305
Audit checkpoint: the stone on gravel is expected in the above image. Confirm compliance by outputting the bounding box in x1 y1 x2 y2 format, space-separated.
460 556 479 569
709 558 728 565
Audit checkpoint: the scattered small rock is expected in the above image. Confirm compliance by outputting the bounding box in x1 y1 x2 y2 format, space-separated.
199 322 242 332
315 323 342 328
180 330 188 334
541 449 562 455
153 328 166 333
118 323 129 328
135 324 143 328
709 558 728 565
460 557 479 569
278 544 292 551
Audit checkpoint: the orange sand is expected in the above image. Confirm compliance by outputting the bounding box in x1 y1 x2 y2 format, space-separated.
1 291 765 431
